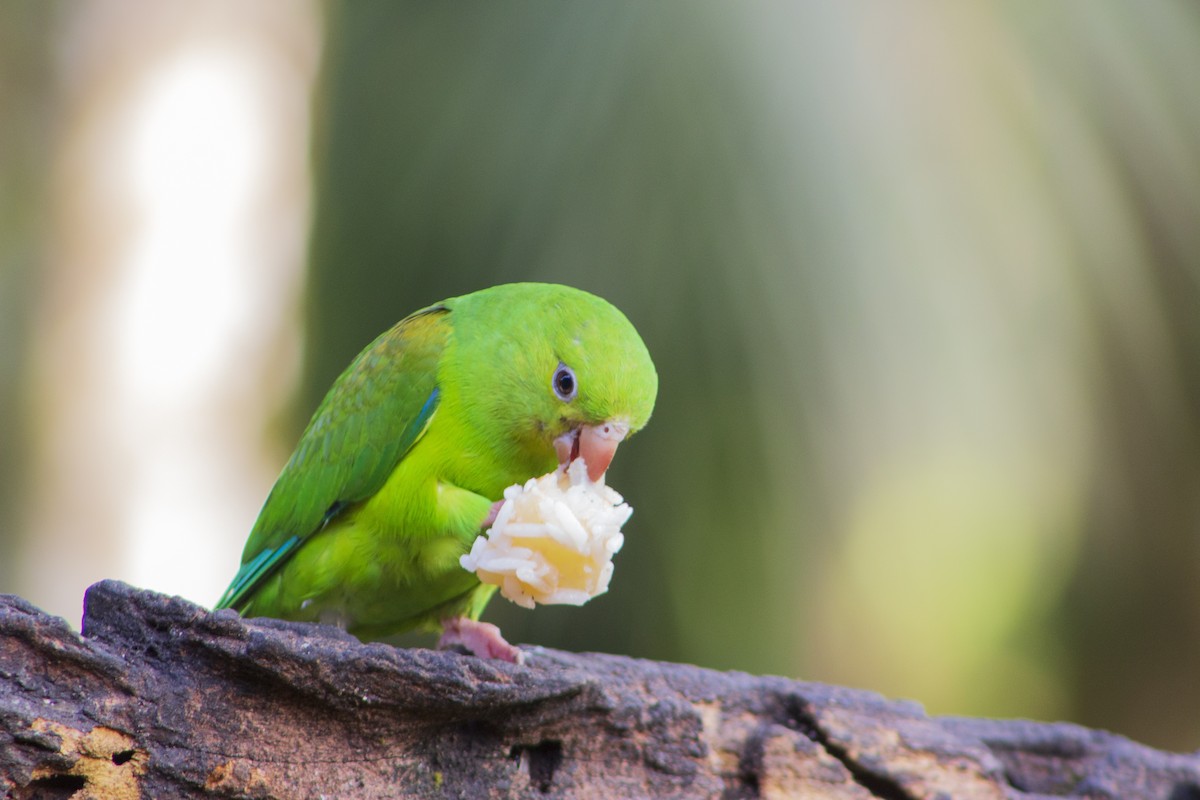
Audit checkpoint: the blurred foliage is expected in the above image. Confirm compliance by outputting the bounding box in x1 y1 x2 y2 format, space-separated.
0 3 57 588
302 1 1200 750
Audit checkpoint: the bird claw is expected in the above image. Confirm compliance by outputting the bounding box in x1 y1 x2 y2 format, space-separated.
438 617 524 664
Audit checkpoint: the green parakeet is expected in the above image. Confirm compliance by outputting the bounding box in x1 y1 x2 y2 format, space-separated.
215 283 657 661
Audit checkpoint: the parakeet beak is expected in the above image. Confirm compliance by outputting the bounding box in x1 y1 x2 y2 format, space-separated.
555 421 630 482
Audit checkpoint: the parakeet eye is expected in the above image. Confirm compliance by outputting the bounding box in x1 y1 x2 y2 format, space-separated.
552 363 577 402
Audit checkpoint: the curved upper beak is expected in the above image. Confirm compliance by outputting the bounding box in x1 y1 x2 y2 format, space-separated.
555 420 630 482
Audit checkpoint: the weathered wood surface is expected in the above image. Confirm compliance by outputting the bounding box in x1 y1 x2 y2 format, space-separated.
1 581 1198 799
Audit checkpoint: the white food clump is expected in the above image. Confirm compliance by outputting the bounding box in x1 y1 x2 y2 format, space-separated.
459 459 631 609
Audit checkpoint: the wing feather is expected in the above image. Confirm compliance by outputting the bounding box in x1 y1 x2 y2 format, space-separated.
216 305 451 610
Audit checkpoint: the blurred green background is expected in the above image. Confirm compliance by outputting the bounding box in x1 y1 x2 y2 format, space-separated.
3 1 1200 751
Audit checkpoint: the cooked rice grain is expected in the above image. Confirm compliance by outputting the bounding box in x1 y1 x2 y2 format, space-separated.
460 459 631 608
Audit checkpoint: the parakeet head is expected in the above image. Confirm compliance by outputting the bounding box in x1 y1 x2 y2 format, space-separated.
445 283 657 484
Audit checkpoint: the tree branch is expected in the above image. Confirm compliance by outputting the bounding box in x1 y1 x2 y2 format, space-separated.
1 581 1196 798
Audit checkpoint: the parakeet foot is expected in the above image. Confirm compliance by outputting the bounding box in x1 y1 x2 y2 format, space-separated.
438 617 523 663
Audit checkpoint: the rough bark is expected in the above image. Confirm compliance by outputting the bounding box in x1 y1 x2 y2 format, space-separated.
1 582 1197 799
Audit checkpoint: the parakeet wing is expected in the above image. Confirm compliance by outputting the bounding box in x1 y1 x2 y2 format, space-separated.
216 305 451 610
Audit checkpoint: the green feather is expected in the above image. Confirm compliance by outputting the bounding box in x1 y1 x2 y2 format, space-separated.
215 283 658 640
215 385 441 611
215 306 448 611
